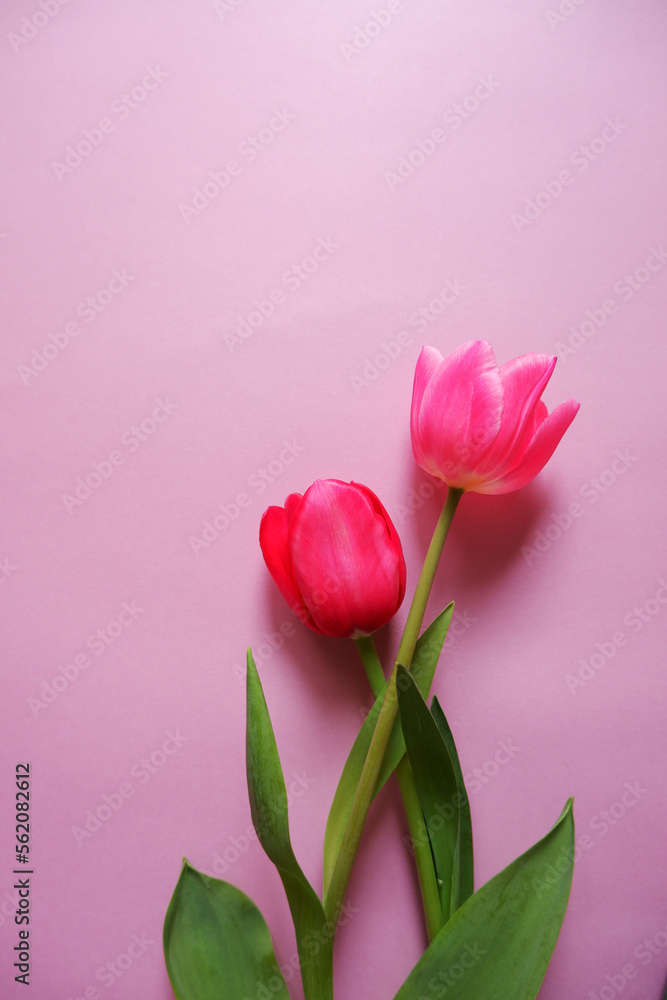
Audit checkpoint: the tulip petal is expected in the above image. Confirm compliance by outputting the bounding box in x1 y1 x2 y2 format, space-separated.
524 399 548 440
411 347 444 471
473 354 556 480
417 341 503 487
259 505 324 633
289 480 405 637
352 481 407 607
476 398 580 494
284 492 302 520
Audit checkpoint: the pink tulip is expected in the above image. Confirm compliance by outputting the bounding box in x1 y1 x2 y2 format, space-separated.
260 479 406 638
411 341 579 495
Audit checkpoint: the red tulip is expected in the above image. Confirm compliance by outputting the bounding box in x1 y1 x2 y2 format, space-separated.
411 341 580 495
260 480 406 638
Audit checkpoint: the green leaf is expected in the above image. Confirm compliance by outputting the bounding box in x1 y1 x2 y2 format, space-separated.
163 859 290 1000
396 665 460 926
393 799 575 1000
376 603 455 793
322 604 453 896
246 649 333 1000
431 696 474 909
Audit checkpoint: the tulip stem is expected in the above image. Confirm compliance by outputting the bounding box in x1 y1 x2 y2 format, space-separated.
390 486 464 940
324 665 399 927
354 635 443 942
354 635 385 691
325 489 463 932
395 487 463 671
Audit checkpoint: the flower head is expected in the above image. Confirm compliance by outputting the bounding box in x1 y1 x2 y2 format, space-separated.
260 479 406 638
410 341 579 494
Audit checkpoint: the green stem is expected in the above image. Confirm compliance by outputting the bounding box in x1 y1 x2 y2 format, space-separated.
324 665 399 925
395 486 463 671
354 635 385 692
324 488 463 929
355 634 443 943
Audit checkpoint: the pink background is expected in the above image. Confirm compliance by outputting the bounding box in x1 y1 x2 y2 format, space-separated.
1 1 667 997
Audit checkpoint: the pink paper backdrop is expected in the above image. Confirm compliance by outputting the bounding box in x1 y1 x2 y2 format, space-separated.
1 1 666 998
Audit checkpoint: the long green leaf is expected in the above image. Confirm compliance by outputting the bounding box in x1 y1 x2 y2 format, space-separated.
393 799 575 1000
322 604 454 895
163 859 290 1000
246 649 333 1000
396 665 460 926
431 696 474 909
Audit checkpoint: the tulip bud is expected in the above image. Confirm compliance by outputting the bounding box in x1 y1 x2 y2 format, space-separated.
260 479 406 638
410 341 579 494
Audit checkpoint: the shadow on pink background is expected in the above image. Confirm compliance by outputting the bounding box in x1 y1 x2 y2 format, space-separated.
1 1 666 997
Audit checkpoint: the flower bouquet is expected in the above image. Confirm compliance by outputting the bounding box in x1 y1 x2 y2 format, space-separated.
162 340 580 1000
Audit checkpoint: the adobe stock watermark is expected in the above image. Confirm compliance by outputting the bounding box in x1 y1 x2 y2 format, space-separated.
239 900 359 1000
423 943 487 997
512 118 629 232
222 237 340 353
402 739 520 857
565 580 667 694
0 886 22 929
212 0 248 19
71 730 190 846
353 616 477 723
532 780 648 898
441 608 478 675
403 789 466 858
464 740 521 795
385 77 501 192
340 1 404 63
179 108 295 223
390 477 446 525
0 557 18 586
591 781 648 835
60 397 179 513
232 572 345 684
583 918 667 1000
588 914 667 1000
350 278 466 393
546 0 589 31
189 438 305 555
521 448 638 566
415 411 501 485
210 771 316 876
555 245 667 360
51 66 168 181
27 601 144 717
7 0 73 54
65 929 155 998
17 268 135 385
387 482 480 672
231 621 297 684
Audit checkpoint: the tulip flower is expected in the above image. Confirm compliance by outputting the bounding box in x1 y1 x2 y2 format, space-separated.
411 340 580 494
260 479 406 638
